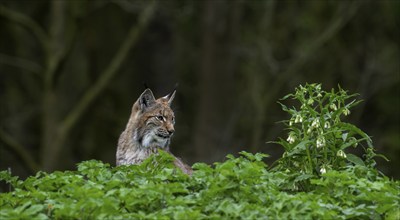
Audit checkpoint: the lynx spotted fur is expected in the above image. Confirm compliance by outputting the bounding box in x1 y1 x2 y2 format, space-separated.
116 88 192 175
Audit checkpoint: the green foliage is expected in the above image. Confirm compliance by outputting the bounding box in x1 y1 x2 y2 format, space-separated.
1 84 399 219
271 83 390 191
0 151 399 219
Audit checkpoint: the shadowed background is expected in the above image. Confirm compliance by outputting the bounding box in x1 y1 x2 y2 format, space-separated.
0 0 399 180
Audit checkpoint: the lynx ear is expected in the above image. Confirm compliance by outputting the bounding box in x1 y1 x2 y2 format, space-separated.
164 89 176 106
138 88 156 111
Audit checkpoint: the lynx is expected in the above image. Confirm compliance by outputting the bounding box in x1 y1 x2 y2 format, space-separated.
116 88 192 175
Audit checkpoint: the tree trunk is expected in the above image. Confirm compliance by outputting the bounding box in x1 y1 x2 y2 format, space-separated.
193 0 240 163
192 0 220 162
41 0 67 171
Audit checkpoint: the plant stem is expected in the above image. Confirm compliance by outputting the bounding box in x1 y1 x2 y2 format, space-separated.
305 144 313 173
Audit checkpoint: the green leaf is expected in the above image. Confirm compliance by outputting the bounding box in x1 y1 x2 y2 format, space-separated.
0 170 20 187
280 94 295 100
340 137 369 150
338 122 373 147
346 154 365 166
294 174 314 182
373 153 390 162
239 151 269 161
286 140 310 157
23 204 44 216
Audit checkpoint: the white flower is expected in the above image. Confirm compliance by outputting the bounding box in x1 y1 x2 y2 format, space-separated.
294 115 303 123
316 136 325 148
289 120 293 126
324 121 330 129
287 133 296 144
343 108 350 116
307 98 314 105
330 103 337 111
337 150 347 158
317 93 323 98
320 167 326 174
311 119 320 128
307 127 312 134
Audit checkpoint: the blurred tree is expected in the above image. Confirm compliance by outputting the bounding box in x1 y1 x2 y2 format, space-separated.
0 0 156 172
0 0 398 179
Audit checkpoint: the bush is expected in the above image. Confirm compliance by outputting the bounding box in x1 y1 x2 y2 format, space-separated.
1 152 399 219
271 83 390 191
1 84 399 219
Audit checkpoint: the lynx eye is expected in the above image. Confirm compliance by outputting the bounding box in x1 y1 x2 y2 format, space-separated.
156 115 164 121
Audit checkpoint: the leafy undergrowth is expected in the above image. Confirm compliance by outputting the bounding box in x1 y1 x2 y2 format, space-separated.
0 151 399 219
1 84 399 219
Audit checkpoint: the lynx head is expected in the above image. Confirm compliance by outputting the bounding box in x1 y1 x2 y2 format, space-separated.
131 88 176 149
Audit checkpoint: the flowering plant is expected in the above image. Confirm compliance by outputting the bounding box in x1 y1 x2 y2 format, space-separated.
272 83 386 183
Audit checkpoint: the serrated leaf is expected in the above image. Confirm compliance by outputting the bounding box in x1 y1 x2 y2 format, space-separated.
239 151 269 161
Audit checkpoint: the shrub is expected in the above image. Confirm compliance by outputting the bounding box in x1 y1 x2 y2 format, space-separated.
1 152 399 219
271 83 389 191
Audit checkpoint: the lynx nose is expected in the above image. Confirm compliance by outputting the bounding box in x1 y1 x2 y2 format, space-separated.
167 128 175 135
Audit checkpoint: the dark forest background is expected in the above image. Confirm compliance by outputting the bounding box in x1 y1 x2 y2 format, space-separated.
0 0 399 180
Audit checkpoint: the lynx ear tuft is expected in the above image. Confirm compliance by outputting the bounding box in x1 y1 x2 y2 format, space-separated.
143 82 149 89
166 89 176 106
139 88 156 111
164 84 178 106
